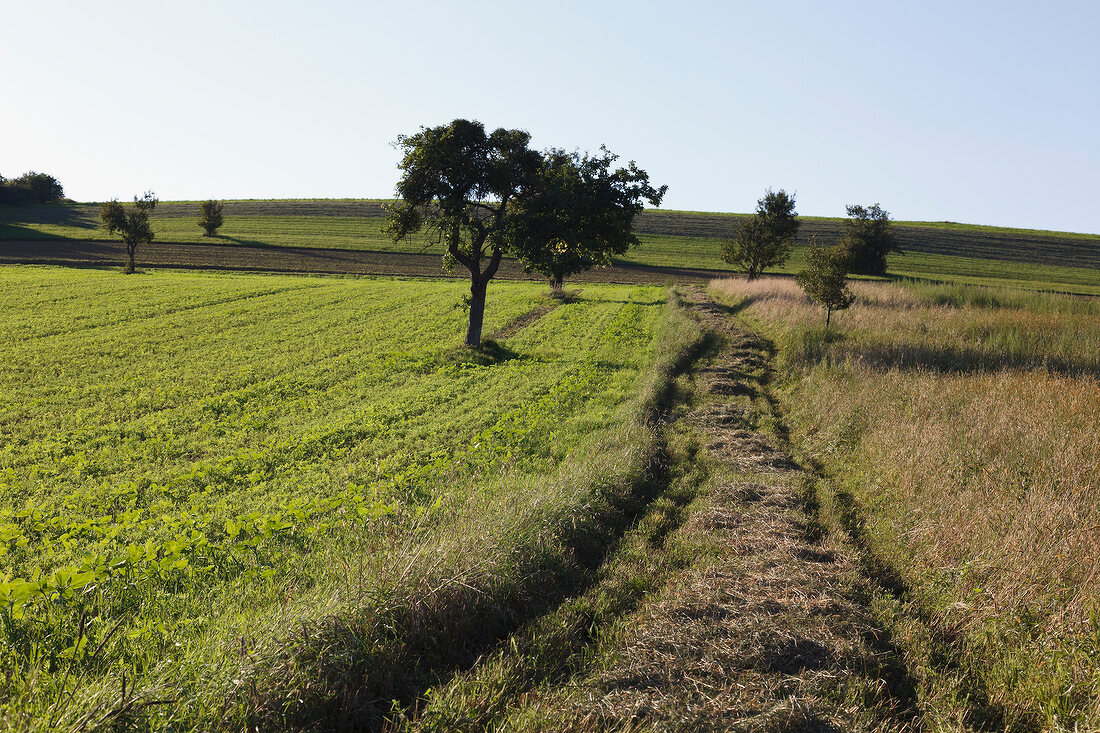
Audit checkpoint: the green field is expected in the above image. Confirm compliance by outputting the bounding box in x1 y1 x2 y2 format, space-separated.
0 267 674 730
3 200 1099 293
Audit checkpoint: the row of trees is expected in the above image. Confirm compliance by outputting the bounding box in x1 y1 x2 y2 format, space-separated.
100 198 225 273
0 172 65 205
721 190 901 325
96 121 891 337
721 190 900 280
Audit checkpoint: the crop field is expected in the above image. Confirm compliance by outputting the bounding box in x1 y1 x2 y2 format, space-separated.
0 266 673 730
710 277 1100 728
3 200 1099 293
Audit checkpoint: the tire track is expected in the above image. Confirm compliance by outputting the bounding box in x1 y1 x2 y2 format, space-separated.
535 288 921 731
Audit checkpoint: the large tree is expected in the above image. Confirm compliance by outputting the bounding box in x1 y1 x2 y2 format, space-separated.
839 203 900 276
507 147 666 292
386 119 542 346
101 191 158 274
796 236 855 327
721 188 800 280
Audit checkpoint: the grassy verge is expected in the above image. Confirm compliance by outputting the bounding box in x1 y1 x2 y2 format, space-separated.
374 289 711 731
710 276 1100 730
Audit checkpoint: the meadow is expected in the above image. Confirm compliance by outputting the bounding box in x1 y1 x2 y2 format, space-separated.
709 277 1100 729
0 266 680 730
3 200 1099 294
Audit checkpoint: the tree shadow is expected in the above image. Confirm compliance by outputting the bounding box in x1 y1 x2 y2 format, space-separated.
838 342 1100 379
215 236 281 249
0 203 99 230
441 339 522 367
706 294 760 317
808 471 1015 731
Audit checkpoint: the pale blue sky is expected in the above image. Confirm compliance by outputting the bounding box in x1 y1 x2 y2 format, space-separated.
3 0 1098 233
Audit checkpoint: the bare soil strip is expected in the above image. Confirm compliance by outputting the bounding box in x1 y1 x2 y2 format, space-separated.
489 302 560 340
0 240 729 284
511 290 920 731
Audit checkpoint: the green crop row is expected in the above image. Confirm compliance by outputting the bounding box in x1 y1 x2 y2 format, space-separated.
0 267 667 729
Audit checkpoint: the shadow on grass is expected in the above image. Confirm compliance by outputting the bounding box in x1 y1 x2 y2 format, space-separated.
442 340 522 367
801 462 1018 732
831 341 1100 379
0 203 98 230
254 413 676 732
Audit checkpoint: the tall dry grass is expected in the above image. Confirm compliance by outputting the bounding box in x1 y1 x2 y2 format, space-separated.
710 276 1100 727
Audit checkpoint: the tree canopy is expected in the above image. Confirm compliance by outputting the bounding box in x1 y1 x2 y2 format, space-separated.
386 119 542 346
199 200 224 236
840 203 900 276
101 192 158 274
507 147 666 292
796 237 855 327
721 188 800 280
0 172 65 205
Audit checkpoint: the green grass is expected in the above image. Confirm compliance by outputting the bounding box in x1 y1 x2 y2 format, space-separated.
0 266 673 730
3 200 1098 294
631 234 1100 295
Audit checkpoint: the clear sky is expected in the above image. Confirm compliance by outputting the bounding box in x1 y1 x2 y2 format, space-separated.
3 0 1098 233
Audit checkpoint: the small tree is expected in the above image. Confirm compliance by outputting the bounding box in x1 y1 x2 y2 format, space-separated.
721 188 800 280
796 237 854 327
508 147 666 292
199 200 224 236
386 119 542 346
840 203 900 275
101 191 158 274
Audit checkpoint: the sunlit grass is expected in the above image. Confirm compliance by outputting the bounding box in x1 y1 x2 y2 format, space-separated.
709 276 1100 729
0 267 672 730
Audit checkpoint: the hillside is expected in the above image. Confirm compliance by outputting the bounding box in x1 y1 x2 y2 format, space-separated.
2 200 1098 292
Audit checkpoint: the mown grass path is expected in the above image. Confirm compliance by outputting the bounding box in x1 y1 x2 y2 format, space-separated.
540 291 919 730
399 290 925 732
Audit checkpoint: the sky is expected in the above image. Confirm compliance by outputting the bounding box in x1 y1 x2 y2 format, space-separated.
3 0 1098 233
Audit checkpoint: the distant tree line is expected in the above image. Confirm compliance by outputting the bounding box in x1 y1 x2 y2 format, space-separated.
717 189 902 325
0 172 65 205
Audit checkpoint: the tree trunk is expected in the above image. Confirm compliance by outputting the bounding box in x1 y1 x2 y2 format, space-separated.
451 238 500 348
465 275 488 346
125 244 136 274
825 306 832 328
551 275 563 293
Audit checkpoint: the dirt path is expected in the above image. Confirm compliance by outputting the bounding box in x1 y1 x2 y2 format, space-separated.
505 289 920 731
0 239 731 285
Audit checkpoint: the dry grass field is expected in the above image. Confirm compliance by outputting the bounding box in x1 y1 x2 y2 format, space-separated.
709 277 1100 729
